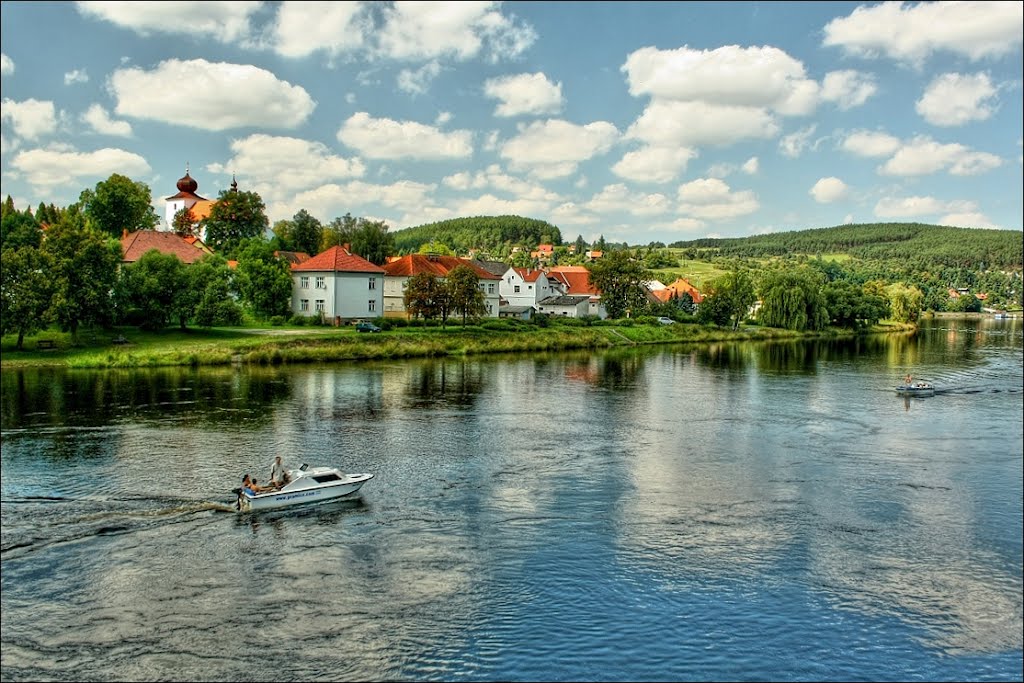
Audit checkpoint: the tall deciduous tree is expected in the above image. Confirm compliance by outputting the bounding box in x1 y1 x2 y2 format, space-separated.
403 272 451 325
887 283 925 322
234 238 293 319
697 270 756 330
1 245 55 348
757 268 829 331
349 219 395 265
42 210 122 342
289 209 324 257
185 254 244 327
1 208 42 250
172 206 198 236
446 265 486 326
78 173 159 237
201 189 269 257
115 250 188 330
586 249 652 319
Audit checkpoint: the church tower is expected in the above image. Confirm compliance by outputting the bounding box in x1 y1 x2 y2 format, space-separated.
163 164 215 237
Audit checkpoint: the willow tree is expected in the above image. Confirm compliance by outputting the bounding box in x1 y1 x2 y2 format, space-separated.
757 267 829 331
887 283 924 323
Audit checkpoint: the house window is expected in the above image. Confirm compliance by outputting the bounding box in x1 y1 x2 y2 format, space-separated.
369 277 376 290
368 299 376 312
528 285 533 290
488 283 495 294
300 276 309 289
514 285 520 293
315 299 325 312
300 299 309 312
315 276 325 289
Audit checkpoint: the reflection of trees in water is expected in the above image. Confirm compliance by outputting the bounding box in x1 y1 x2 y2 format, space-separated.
0 367 292 429
403 360 487 409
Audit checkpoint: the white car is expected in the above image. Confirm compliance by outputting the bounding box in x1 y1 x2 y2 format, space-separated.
657 317 675 325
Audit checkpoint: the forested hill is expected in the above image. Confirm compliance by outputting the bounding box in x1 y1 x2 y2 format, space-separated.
671 223 1023 271
393 216 562 255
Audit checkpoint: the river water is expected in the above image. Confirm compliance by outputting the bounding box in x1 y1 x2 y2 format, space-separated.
1 317 1021 682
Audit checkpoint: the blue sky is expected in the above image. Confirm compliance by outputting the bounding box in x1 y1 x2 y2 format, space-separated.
1 1 1021 245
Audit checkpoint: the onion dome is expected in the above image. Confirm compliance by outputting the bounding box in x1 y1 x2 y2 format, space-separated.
176 165 198 193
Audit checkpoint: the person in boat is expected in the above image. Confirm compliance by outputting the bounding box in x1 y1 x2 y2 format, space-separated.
904 374 913 386
242 474 271 494
269 455 290 489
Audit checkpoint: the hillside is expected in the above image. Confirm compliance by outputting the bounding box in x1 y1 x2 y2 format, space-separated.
669 222 1023 271
392 215 562 255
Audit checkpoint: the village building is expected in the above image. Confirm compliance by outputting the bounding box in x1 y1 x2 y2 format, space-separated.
162 165 221 238
289 245 385 323
381 254 502 318
120 229 213 265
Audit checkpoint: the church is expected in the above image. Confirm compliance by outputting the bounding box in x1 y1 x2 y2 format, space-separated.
161 165 236 241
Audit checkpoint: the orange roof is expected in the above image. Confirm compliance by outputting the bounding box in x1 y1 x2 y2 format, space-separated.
275 250 311 266
663 277 703 303
190 199 215 221
546 266 598 295
291 245 384 273
121 230 211 264
513 267 546 283
382 254 501 280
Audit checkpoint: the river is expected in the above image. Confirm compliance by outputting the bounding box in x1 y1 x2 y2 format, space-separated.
1 316 1021 681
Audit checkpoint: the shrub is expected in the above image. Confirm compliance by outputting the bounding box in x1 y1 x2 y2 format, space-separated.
270 315 286 327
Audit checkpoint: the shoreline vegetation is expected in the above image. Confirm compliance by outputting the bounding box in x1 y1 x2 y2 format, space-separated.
1 318 919 370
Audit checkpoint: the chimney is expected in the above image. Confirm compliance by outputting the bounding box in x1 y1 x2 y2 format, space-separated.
122 228 128 239
342 243 351 253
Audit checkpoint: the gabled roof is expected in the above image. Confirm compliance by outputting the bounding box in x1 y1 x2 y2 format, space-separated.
538 294 591 306
121 230 211 264
660 277 703 303
546 266 598 295
275 250 311 266
190 199 215 221
291 245 384 273
513 267 547 283
383 254 501 280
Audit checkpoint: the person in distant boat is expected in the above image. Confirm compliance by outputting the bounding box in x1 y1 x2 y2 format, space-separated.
904 374 913 386
270 455 290 489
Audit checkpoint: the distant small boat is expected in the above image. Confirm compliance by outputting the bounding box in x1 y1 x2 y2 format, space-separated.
895 382 935 397
993 312 1010 319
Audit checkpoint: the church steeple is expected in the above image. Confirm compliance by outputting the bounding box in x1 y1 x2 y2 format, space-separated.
230 173 238 193
176 163 198 194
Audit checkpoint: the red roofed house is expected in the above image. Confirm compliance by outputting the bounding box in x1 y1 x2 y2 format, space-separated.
500 266 562 309
381 254 501 318
290 245 385 322
545 265 607 319
650 277 703 305
120 229 214 265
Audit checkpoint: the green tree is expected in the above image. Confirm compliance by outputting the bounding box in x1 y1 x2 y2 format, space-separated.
186 254 244 327
78 173 159 237
321 213 360 252
758 267 829 331
586 249 653 319
418 241 455 256
172 206 198 236
115 250 188 330
697 270 756 330
446 265 487 326
403 272 447 322
349 219 395 265
1 245 55 348
1 209 42 250
201 189 269 256
574 234 587 255
822 280 889 328
289 209 323 256
234 238 293 319
887 283 924 323
42 211 122 342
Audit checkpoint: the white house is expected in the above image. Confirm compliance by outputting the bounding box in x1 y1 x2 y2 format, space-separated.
290 245 385 322
163 165 217 237
381 254 501 318
499 267 564 309
536 294 592 318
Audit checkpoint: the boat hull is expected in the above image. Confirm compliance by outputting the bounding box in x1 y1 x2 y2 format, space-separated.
238 473 373 512
895 385 935 397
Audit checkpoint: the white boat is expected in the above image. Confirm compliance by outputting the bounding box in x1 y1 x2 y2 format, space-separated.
895 382 935 397
235 464 373 512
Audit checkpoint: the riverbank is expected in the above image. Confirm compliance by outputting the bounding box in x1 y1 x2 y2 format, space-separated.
0 319 917 370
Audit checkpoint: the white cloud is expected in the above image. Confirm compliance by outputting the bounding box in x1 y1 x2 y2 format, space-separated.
880 136 1002 176
626 100 778 148
611 145 696 184
742 157 759 174
269 178 437 224
940 212 998 228
441 165 563 205
110 59 315 131
677 178 759 219
586 184 672 217
821 70 877 109
337 112 473 160
9 146 151 189
76 1 261 43
779 125 817 158
82 104 132 137
874 195 978 219
207 134 365 204
397 61 442 95
822 1 1024 64
435 111 453 126
0 53 13 76
622 44 819 115
810 177 849 203
500 119 619 179
916 72 999 127
376 1 536 63
64 69 89 85
841 130 902 157
484 72 564 117
1 98 59 141
269 1 368 58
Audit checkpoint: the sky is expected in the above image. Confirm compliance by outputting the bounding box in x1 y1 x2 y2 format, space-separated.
1 1 1022 246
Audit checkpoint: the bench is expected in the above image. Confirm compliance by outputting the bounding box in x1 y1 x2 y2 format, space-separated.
36 340 56 350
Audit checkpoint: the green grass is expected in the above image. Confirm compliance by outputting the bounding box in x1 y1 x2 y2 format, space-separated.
1 319 913 370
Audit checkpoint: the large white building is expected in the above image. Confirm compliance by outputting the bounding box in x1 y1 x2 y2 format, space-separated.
162 166 221 238
290 245 385 322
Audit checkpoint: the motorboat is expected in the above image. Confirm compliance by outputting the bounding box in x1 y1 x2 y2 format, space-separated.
895 382 935 397
234 464 373 512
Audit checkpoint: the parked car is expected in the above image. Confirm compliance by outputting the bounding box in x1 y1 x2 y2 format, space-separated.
355 322 382 333
657 317 675 325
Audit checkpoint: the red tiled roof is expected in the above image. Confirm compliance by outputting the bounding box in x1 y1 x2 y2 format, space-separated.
275 250 311 266
663 277 704 303
383 254 501 280
291 245 384 273
513 267 545 283
121 230 211 264
546 266 598 295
